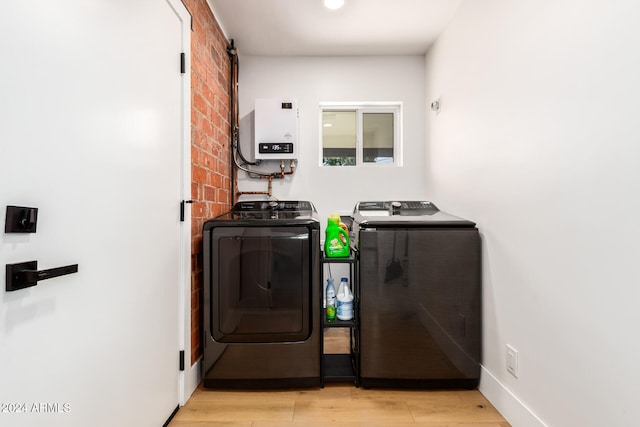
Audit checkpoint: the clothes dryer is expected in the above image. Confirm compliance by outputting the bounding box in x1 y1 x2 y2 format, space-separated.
202 201 321 388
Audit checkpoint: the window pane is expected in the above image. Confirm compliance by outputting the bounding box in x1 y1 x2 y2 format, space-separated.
322 110 356 166
363 113 394 163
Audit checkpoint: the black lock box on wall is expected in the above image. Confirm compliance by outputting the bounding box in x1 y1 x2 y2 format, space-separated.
5 205 38 233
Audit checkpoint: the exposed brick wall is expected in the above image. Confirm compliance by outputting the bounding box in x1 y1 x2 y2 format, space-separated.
182 0 231 365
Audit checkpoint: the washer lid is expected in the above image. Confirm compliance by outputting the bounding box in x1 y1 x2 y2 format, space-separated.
353 201 476 227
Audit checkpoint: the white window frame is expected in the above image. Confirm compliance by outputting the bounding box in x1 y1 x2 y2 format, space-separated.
319 102 403 167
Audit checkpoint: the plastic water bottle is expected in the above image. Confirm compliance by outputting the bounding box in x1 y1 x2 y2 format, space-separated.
326 278 336 321
336 277 353 321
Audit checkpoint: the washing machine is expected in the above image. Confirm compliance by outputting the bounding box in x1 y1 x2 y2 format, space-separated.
351 201 481 389
202 200 321 388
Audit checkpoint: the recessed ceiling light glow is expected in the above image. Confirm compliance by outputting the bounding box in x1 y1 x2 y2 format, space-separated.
323 0 344 10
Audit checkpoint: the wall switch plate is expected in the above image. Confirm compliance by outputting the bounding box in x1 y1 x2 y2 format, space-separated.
506 344 518 378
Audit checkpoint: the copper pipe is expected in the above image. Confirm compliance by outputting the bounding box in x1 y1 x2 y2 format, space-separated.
235 160 295 199
235 175 274 198
277 159 296 177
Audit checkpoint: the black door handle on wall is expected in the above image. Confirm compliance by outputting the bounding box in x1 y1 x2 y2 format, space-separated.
6 261 79 292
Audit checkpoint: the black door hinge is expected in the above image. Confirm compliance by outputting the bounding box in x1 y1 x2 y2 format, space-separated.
179 350 185 371
180 200 193 222
180 52 186 74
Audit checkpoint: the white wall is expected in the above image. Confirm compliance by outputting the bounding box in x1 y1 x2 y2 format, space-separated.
236 55 427 222
425 1 640 426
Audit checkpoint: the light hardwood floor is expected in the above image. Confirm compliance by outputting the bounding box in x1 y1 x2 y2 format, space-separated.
170 385 510 426
171 330 510 426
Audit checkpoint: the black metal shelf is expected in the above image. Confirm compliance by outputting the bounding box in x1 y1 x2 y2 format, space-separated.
321 248 359 386
324 318 356 328
322 354 356 383
322 251 357 263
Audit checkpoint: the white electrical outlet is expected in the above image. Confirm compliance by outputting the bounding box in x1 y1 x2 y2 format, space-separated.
506 344 518 378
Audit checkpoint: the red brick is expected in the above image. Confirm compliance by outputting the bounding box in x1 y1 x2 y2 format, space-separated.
191 289 199 310
202 83 214 106
204 185 216 201
191 20 204 42
185 0 232 365
209 172 221 188
193 201 206 217
193 57 208 83
211 111 222 128
192 128 208 151
200 118 214 138
193 93 207 115
192 165 207 184
191 183 199 200
190 107 198 125
191 146 201 165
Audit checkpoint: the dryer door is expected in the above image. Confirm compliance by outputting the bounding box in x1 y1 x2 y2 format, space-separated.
209 226 312 343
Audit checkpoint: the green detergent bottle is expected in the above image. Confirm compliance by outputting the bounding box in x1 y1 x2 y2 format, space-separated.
324 213 350 257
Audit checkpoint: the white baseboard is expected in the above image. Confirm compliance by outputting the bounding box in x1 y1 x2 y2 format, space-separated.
181 358 201 406
479 366 548 427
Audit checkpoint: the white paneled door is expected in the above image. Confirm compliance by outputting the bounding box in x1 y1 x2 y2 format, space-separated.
0 1 189 426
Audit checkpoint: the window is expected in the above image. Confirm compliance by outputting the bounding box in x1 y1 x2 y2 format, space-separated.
321 103 401 166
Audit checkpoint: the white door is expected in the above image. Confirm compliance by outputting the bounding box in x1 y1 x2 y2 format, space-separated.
0 1 188 426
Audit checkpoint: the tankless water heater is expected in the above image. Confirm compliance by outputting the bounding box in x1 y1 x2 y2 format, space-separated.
254 98 298 160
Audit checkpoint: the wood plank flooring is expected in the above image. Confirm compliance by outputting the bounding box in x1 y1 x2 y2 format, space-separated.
169 384 510 426
172 330 510 426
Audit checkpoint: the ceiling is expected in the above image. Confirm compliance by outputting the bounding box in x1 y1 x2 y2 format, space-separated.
207 0 463 56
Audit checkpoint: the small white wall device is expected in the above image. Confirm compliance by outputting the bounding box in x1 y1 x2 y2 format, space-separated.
254 98 298 160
